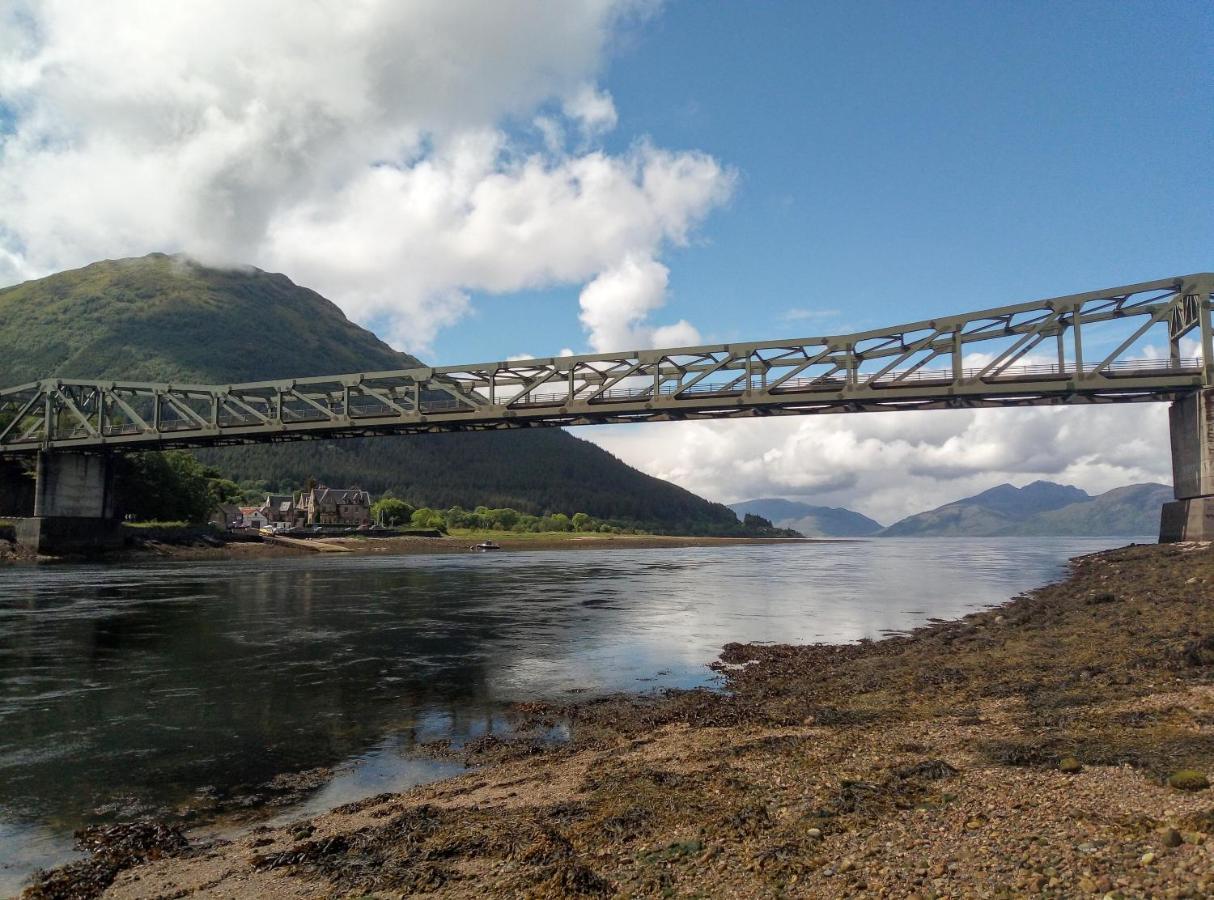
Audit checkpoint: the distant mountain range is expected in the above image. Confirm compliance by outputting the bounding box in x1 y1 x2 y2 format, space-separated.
732 480 1171 538
728 499 883 537
881 481 1169 537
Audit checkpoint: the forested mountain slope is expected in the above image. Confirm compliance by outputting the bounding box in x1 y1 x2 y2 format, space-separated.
0 255 739 532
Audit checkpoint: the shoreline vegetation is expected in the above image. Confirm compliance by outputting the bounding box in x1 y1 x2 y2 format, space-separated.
0 442 779 542
0 450 800 561
0 527 823 565
23 540 1214 898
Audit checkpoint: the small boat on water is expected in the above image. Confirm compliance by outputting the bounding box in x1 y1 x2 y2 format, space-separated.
470 540 502 552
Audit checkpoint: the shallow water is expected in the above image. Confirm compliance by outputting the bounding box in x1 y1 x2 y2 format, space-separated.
0 536 1147 892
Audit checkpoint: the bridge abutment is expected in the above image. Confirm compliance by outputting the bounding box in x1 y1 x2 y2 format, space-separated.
1161 391 1214 542
14 451 122 554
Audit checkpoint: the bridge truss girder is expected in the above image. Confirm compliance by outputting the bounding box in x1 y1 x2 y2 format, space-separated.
0 273 1210 456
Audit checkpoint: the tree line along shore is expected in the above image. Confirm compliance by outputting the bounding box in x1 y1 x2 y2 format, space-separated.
23 540 1214 898
0 449 798 544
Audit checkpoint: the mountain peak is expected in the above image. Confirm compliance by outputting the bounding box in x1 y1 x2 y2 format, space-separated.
955 480 1089 519
0 254 422 385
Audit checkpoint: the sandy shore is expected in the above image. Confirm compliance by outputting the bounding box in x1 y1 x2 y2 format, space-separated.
24 541 1214 898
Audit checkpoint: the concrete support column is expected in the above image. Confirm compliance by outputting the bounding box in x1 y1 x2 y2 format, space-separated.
1160 390 1214 541
32 450 115 518
16 451 122 554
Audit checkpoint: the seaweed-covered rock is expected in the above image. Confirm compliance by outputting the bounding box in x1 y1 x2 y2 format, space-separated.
1167 769 1210 791
24 821 189 900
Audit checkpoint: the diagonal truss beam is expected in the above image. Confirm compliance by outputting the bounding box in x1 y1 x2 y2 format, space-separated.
0 273 1209 455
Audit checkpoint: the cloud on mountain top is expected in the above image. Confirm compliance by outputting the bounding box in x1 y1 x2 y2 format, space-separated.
0 0 732 351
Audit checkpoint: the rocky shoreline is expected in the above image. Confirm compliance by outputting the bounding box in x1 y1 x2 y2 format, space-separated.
23 541 1214 898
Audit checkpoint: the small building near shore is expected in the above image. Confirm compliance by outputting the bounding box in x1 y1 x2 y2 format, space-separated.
238 506 269 530
297 486 372 527
210 503 243 530
258 494 300 526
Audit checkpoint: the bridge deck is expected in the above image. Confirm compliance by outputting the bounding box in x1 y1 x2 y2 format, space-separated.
1 273 1210 455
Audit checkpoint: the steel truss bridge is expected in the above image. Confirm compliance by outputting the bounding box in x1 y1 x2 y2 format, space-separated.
1 273 1211 457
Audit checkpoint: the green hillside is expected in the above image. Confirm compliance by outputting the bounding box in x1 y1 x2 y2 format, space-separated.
0 253 424 384
0 255 740 533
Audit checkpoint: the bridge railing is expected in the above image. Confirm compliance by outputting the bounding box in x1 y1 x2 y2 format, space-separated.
503 357 1205 408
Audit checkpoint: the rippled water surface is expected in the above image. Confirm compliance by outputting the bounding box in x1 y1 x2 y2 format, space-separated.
0 536 1147 892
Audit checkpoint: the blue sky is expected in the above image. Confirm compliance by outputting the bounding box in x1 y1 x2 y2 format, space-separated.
432 0 1213 364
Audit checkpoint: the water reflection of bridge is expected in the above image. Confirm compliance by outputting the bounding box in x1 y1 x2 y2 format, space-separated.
1 273 1211 548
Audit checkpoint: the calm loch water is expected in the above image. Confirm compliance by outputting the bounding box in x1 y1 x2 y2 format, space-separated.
0 536 1147 892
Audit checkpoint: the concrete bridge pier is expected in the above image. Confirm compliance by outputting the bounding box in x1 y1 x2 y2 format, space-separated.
1161 390 1214 542
15 451 123 553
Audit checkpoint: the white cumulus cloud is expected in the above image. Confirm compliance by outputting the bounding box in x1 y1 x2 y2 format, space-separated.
0 0 732 352
577 254 703 352
563 84 619 138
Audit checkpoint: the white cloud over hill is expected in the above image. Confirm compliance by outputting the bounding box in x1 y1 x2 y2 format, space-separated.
0 0 732 351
